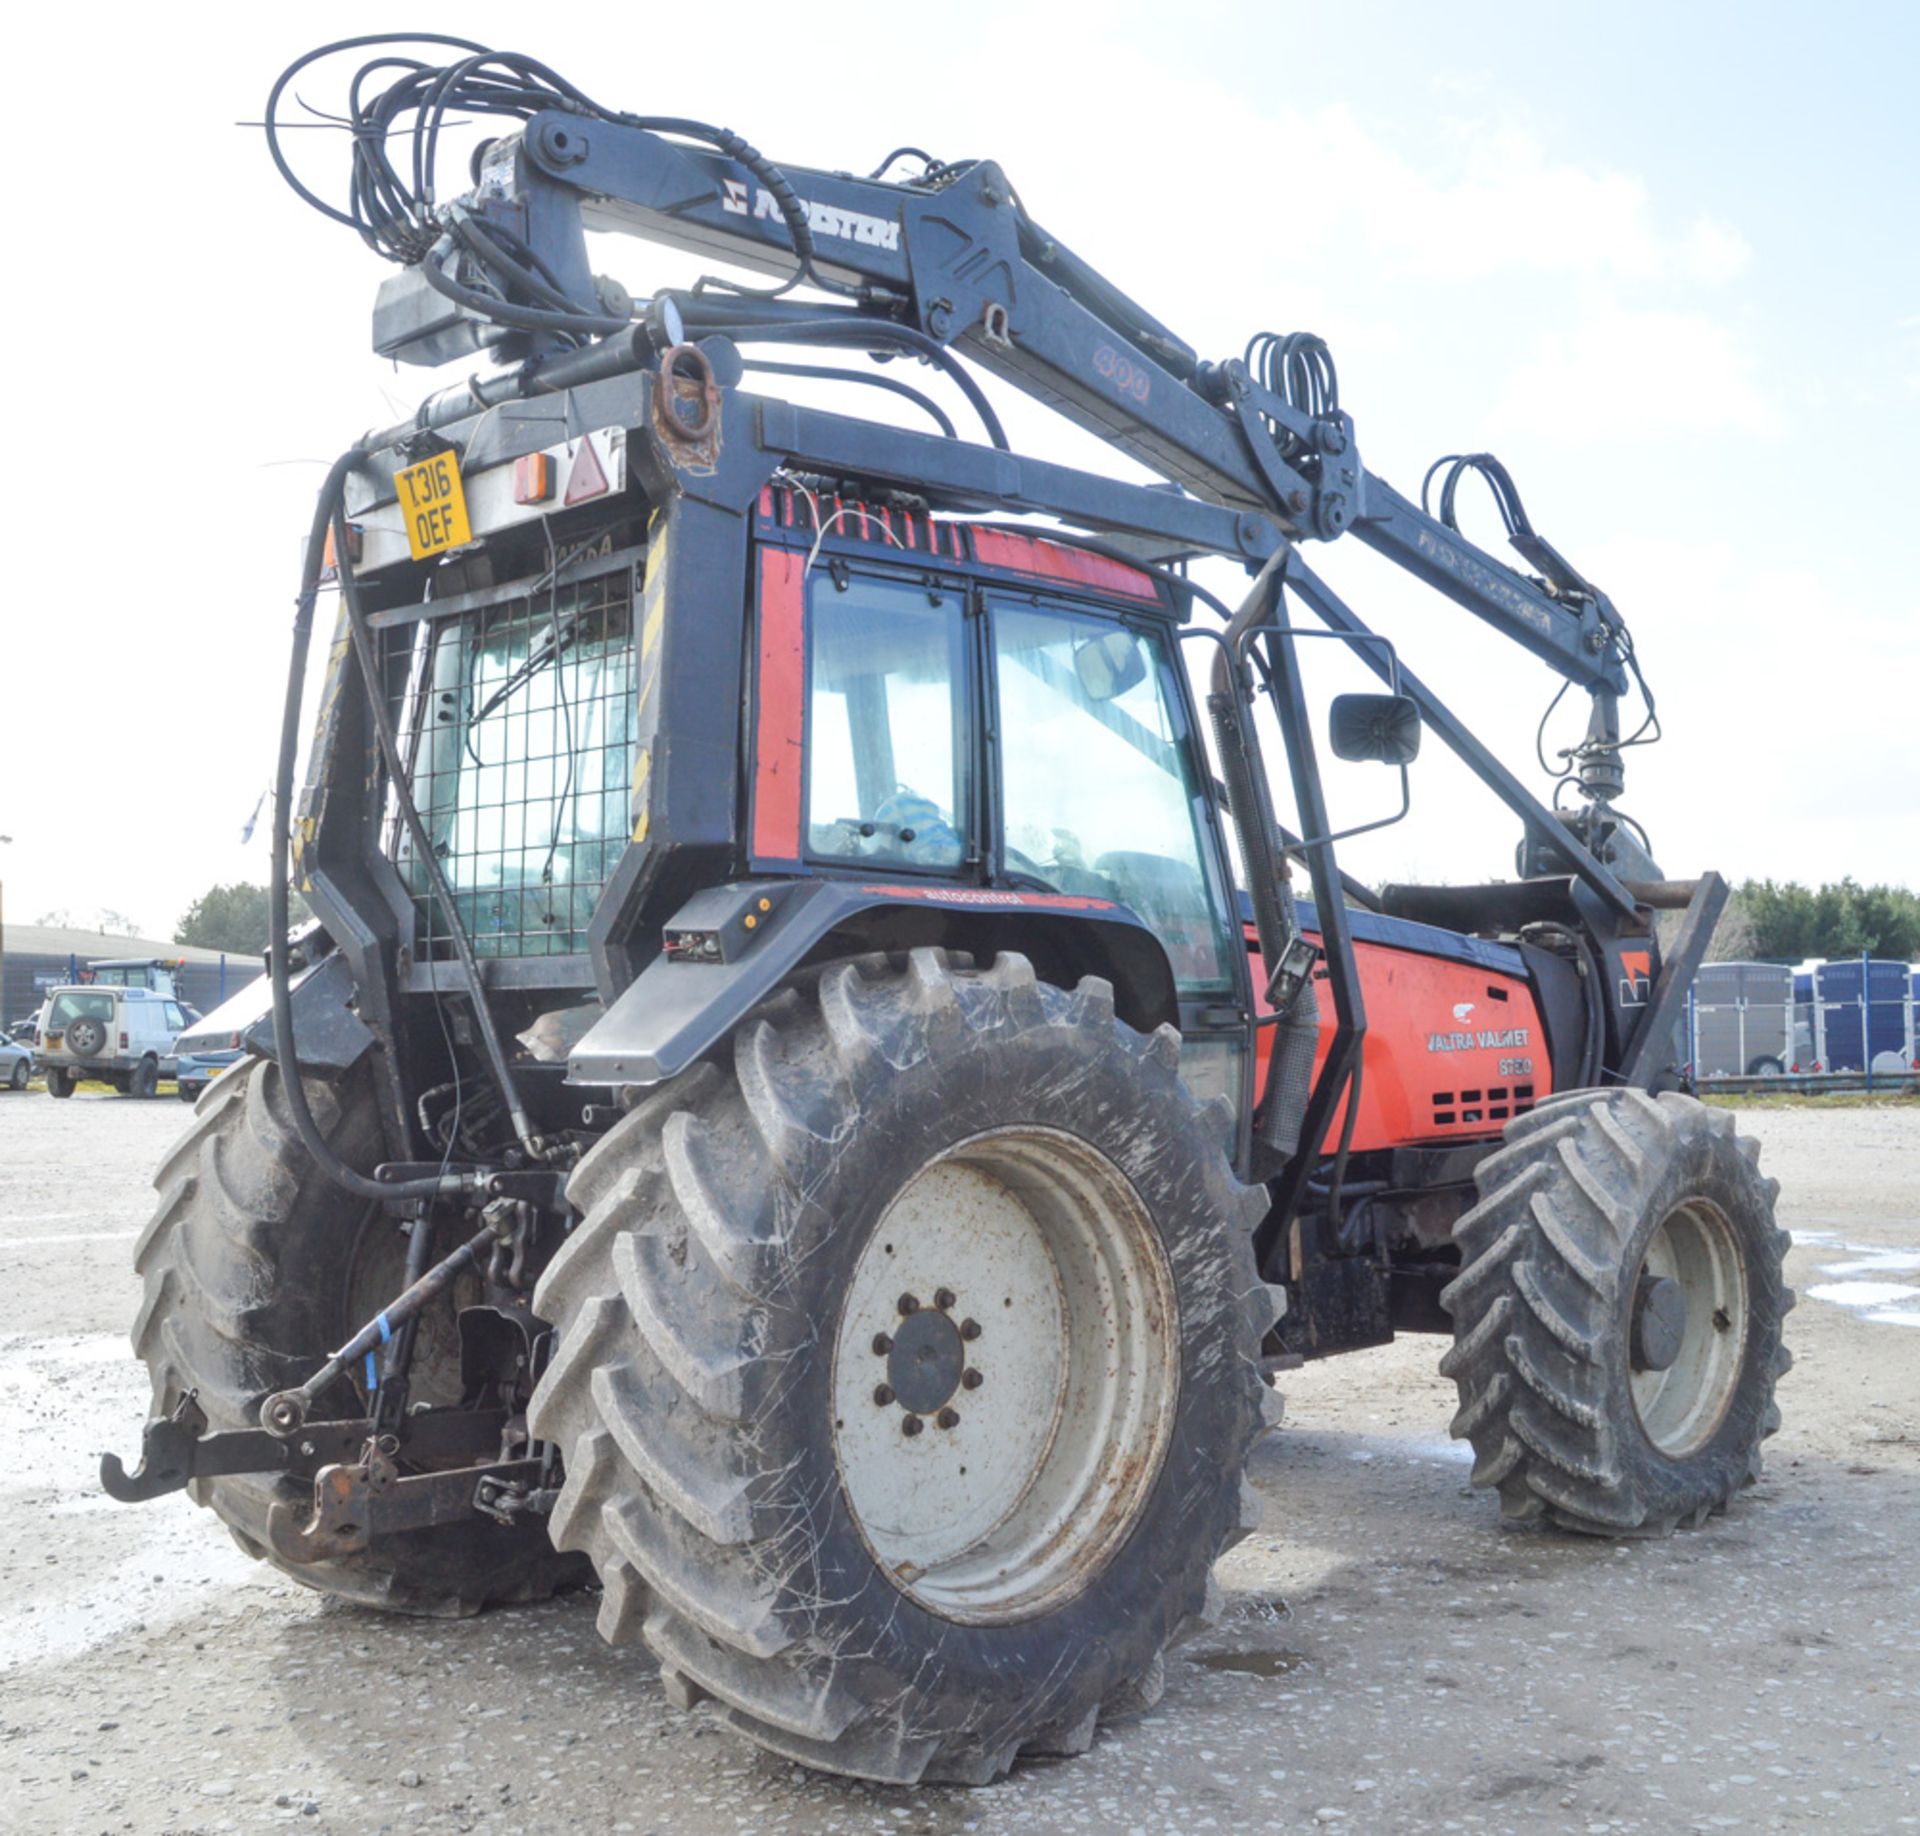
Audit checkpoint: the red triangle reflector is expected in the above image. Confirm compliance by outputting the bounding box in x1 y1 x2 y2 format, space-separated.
564 438 610 505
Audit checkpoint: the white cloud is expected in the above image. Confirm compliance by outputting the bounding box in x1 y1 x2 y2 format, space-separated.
1490 309 1778 439
1240 112 1751 288
1678 216 1754 285
1899 313 1920 395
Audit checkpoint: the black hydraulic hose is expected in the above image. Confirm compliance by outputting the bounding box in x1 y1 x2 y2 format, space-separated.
271 454 471 1202
742 358 957 438
451 216 608 320
1520 921 1608 1089
681 313 1009 451
263 33 492 231
328 505 538 1155
1320 1045 1363 1243
1573 929 1609 1087
417 244 628 338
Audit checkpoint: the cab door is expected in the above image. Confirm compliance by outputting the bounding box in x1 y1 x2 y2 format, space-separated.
982 594 1250 1139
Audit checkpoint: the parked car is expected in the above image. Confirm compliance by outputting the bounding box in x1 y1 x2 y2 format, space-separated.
33 985 186 1098
174 1045 247 1102
6 1015 38 1046
0 1031 30 1090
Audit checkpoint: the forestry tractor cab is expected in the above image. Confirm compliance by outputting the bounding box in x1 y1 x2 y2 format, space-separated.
106 35 1792 1785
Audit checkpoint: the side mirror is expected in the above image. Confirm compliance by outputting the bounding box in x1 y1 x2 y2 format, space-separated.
1329 692 1422 765
1072 630 1147 702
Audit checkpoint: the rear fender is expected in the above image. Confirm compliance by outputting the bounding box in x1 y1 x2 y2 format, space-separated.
232 951 377 1075
567 878 1177 1087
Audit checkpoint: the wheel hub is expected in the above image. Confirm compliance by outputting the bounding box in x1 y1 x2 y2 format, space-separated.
1627 1199 1750 1457
830 1127 1179 1625
884 1300 970 1416
1630 1273 1687 1372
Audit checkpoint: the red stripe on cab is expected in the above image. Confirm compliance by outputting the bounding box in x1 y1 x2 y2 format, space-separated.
752 547 807 861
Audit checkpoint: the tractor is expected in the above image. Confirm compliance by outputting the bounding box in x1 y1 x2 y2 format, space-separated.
104 34 1790 1785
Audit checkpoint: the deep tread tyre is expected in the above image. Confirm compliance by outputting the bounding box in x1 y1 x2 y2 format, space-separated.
528 950 1274 1784
1441 1088 1792 1536
47 1067 75 1098
130 1056 159 1100
132 1057 589 1615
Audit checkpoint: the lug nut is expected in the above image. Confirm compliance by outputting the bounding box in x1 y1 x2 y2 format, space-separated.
872 1332 893 1356
934 1287 957 1311
898 1293 920 1316
873 1384 894 1407
959 1318 982 1342
902 1414 924 1437
936 1408 960 1430
961 1368 984 1390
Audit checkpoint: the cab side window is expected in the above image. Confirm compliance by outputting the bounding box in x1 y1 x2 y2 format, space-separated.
991 601 1234 992
805 576 968 873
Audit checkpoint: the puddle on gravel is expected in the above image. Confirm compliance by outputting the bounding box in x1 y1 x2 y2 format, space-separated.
1807 1281 1920 1309
1819 1248 1920 1278
1191 1648 1309 1678
1795 1234 1920 1330
0 1331 271 1671
1342 1436 1473 1466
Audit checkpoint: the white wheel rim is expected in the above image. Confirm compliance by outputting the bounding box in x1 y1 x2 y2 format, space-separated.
831 1126 1179 1625
1629 1199 1749 1456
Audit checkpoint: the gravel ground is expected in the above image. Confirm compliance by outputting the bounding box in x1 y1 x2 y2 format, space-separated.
1 1088 1916 1836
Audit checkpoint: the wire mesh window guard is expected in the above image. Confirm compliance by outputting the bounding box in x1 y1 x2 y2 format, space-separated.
389 567 635 958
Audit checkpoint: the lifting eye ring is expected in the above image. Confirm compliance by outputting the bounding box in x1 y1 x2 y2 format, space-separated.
654 343 720 443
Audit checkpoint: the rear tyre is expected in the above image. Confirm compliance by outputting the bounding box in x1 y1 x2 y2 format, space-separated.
130 1056 159 1100
8 1059 26 1090
1441 1088 1792 1536
47 1068 75 1098
131 1057 590 1614
528 950 1275 1784
1745 1054 1784 1078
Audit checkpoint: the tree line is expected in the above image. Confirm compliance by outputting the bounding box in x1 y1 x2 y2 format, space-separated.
165 876 1918 963
1713 879 1920 964
174 883 310 955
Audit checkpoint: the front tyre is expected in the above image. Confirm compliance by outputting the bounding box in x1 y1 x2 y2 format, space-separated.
1441 1089 1792 1536
529 950 1275 1784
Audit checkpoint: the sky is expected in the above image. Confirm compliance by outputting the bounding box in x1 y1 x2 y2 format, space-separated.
1 1 1914 940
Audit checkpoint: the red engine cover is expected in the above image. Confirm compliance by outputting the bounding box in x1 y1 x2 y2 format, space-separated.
1251 927 1553 1152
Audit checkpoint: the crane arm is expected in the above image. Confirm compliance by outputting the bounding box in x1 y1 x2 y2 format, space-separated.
372 106 1626 698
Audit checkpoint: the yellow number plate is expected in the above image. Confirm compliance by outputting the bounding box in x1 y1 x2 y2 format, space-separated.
395 451 473 560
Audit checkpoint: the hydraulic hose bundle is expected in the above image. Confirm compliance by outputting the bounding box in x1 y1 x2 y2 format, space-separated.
265 33 863 344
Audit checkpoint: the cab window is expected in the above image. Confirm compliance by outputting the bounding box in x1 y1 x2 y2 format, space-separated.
991 601 1233 992
805 575 968 872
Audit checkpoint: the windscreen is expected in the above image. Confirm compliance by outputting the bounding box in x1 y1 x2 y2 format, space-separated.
991 602 1234 992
